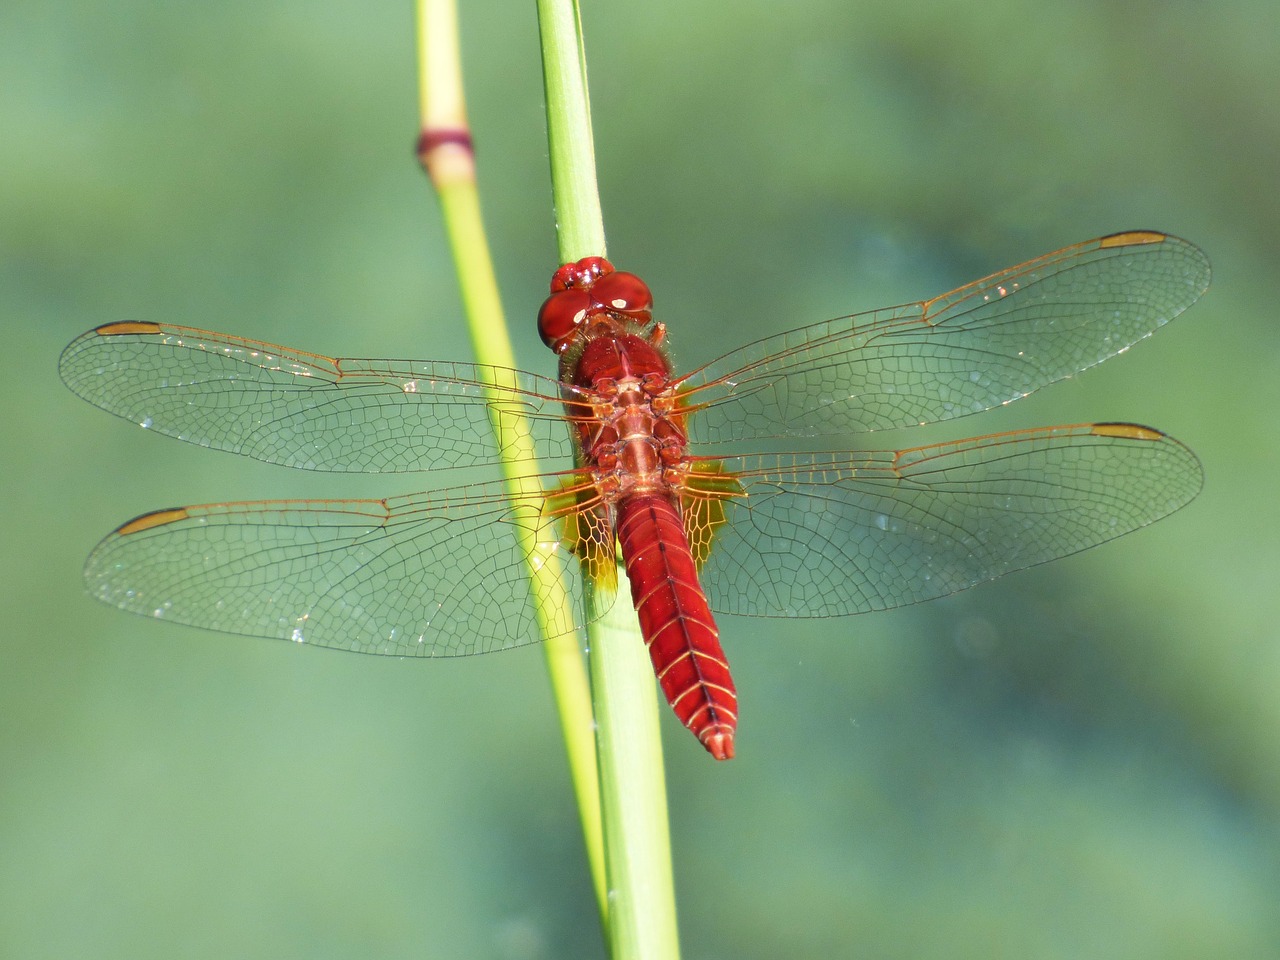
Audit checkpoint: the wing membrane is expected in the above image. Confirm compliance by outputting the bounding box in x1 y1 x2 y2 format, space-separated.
679 233 1210 443
84 475 612 655
695 423 1202 617
82 424 1202 645
59 322 582 472
67 235 1206 648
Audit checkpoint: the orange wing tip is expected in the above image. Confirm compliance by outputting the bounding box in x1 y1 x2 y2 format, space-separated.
1091 422 1165 441
700 728 736 761
1098 230 1168 249
116 507 190 536
95 321 164 336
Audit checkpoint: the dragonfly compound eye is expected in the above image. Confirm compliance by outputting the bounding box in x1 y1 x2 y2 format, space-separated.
590 270 653 316
537 287 592 352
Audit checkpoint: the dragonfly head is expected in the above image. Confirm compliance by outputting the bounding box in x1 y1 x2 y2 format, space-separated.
538 256 655 355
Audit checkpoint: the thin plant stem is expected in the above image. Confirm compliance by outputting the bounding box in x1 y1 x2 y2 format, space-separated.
413 0 607 928
537 2 682 959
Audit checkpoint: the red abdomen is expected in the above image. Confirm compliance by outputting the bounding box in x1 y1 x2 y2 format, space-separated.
615 493 737 760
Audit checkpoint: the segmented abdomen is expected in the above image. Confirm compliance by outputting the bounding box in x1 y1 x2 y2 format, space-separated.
615 493 737 759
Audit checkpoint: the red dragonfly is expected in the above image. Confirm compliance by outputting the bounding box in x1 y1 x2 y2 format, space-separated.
61 231 1207 759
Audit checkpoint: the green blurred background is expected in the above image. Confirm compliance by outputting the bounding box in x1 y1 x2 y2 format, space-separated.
3 1 1278 957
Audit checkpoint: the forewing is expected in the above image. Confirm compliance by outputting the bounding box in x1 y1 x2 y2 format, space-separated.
695 424 1202 617
59 322 581 472
679 233 1210 444
84 475 609 655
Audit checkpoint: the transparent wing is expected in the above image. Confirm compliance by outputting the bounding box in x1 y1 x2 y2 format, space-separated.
81 424 1203 647
678 232 1210 444
83 474 619 655
695 423 1202 617
59 322 583 472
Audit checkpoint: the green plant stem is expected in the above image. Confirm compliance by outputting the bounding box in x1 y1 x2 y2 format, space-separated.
537 2 682 959
413 0 607 926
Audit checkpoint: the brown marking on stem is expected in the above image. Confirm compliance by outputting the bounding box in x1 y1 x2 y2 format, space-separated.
417 127 476 186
